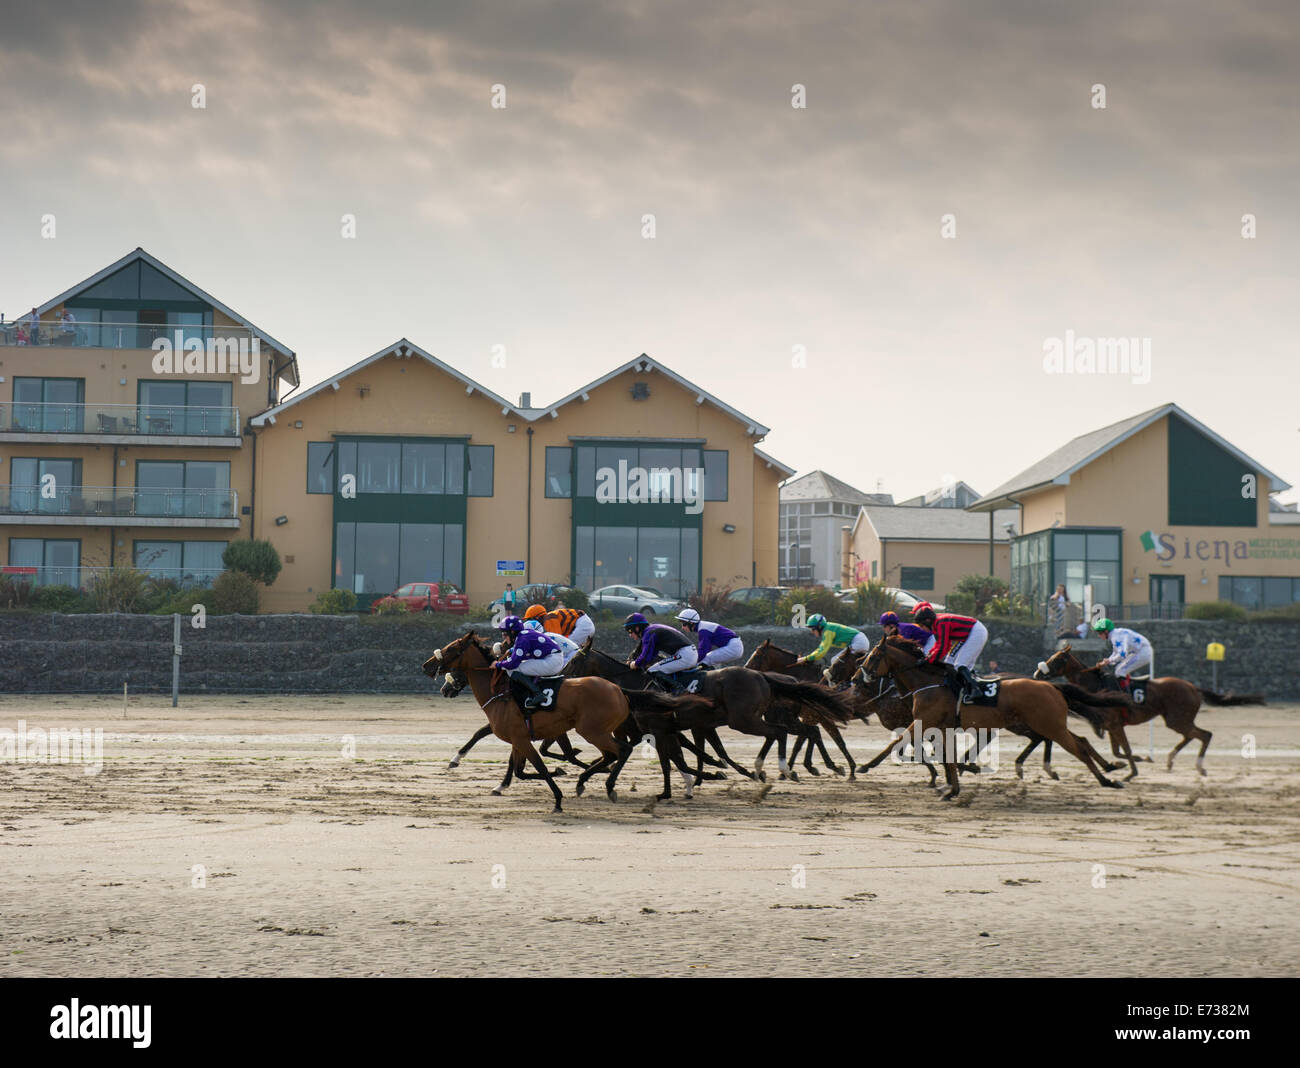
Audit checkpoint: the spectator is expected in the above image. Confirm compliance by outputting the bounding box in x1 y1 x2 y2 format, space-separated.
24 308 40 346
502 582 517 613
58 307 77 345
1049 583 1071 638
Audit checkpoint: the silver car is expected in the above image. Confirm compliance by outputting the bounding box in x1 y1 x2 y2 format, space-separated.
588 584 684 617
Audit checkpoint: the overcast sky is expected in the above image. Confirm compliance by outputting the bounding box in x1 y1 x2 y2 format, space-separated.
2 0 1296 503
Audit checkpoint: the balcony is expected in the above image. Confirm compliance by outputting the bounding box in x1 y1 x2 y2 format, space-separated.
0 486 241 528
0 402 241 446
2 565 225 589
0 318 255 352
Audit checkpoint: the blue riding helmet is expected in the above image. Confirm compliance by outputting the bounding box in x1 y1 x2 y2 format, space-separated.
498 615 524 636
623 612 648 630
879 611 900 626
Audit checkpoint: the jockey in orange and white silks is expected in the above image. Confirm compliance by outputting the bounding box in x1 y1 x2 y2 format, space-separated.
523 603 596 649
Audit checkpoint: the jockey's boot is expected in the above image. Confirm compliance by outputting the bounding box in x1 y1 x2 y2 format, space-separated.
661 673 685 695
518 674 546 709
957 665 976 701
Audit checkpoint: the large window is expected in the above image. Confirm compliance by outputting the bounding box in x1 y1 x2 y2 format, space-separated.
573 443 719 506
12 377 85 432
133 540 227 585
573 525 700 599
1219 575 1300 610
899 566 935 591
334 521 463 594
335 439 468 496
468 445 494 497
8 537 80 586
1012 528 1122 607
138 380 234 435
135 460 231 517
545 447 572 498
307 443 335 494
9 458 82 514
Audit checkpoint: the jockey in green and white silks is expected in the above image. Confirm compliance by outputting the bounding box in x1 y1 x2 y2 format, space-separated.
1094 618 1152 683
796 614 869 672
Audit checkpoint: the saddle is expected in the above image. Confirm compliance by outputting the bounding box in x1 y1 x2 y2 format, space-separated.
649 668 708 694
1101 674 1149 707
507 674 567 711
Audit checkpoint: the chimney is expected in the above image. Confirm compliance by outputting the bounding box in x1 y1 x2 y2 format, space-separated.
519 392 531 408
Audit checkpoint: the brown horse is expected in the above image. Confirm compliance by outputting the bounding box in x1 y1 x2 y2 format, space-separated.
1034 644 1265 779
422 631 712 811
859 636 1127 799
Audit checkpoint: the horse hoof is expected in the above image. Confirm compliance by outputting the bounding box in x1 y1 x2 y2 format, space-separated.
490 789 502 796
939 790 958 801
1015 765 1025 780
805 767 820 777
448 760 460 770
855 766 869 775
553 805 563 813
756 771 767 783
576 784 586 797
1047 770 1060 781
1198 768 1207 778
607 791 618 803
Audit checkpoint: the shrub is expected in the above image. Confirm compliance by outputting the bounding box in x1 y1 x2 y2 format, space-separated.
689 582 738 618
714 599 772 627
984 593 1038 622
138 576 183 614
1185 600 1247 622
556 586 589 613
0 574 35 609
370 595 410 616
310 588 357 614
222 539 282 586
945 591 976 615
1251 602 1300 622
952 575 1009 616
29 584 87 613
211 570 259 615
777 586 846 627
854 581 901 622
152 588 215 616
87 567 149 613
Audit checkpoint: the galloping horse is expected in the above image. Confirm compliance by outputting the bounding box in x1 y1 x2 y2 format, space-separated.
422 631 712 811
1034 644 1265 779
858 636 1127 799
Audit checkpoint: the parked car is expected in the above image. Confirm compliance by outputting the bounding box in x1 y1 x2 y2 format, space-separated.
727 586 790 605
588 585 684 617
489 582 582 615
372 581 470 615
836 586 945 614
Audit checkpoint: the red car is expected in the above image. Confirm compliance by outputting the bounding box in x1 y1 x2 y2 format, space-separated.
372 582 469 615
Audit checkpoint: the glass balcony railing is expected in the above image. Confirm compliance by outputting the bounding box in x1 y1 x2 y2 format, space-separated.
0 485 239 520
0 318 255 351
1 565 225 589
0 402 240 437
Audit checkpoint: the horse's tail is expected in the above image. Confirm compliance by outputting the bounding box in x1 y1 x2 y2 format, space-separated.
622 689 716 732
1053 682 1128 738
1198 688 1267 706
762 674 855 725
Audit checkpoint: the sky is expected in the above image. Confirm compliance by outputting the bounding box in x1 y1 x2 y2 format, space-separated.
2 0 1297 503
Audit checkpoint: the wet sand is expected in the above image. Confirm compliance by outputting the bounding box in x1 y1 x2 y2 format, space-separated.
1 693 1297 976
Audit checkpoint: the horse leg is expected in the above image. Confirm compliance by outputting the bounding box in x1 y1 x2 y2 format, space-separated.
705 728 757 782
450 723 493 769
755 736 776 779
1110 726 1140 781
516 740 565 811
1049 728 1122 789
491 755 517 795
1015 735 1042 780
552 734 591 769
938 760 961 801
1192 727 1212 776
822 723 853 779
857 729 912 775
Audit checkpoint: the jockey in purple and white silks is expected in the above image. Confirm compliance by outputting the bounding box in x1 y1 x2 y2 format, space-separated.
675 608 744 667
494 615 564 709
624 612 697 691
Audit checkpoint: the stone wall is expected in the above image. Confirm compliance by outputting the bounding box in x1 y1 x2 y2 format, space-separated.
1 613 1296 698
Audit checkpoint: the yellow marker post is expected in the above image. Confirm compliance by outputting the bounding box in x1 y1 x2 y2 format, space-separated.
1206 642 1225 690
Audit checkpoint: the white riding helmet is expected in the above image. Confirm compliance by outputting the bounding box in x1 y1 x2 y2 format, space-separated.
676 608 701 624
522 618 543 631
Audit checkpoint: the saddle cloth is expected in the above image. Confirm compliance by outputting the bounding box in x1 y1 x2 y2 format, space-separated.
960 675 1001 707
508 674 567 710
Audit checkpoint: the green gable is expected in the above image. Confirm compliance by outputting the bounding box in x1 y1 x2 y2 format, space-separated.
1167 416 1257 527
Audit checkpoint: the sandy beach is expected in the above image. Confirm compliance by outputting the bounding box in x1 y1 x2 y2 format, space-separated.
1 692 1297 977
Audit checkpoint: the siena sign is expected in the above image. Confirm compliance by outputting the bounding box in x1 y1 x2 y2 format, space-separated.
1139 531 1300 565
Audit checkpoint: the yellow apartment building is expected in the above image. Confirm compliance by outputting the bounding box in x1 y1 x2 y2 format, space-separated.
0 249 297 587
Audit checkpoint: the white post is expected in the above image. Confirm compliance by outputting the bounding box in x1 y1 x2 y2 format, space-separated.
172 612 182 707
1147 649 1154 760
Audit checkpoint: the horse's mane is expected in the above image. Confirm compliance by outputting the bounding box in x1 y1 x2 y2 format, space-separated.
885 635 925 658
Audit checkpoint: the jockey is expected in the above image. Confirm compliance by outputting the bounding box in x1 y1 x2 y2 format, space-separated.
676 607 743 667
912 602 987 700
797 613 869 674
624 612 698 692
1093 618 1152 689
879 610 933 646
522 617 580 667
523 602 596 649
493 615 565 709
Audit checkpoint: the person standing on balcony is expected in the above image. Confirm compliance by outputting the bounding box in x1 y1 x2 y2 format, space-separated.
58 307 77 345
24 308 40 346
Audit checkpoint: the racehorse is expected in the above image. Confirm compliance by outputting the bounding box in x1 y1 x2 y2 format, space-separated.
422 631 712 811
858 636 1129 799
565 641 855 794
1033 644 1265 779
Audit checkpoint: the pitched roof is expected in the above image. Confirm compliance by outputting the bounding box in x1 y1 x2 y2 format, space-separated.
854 504 1020 542
249 338 519 426
754 448 797 478
36 247 298 383
781 469 892 504
970 403 1292 510
535 354 771 437
896 481 982 508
